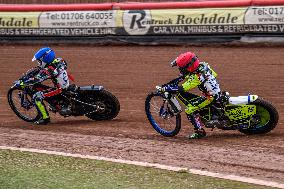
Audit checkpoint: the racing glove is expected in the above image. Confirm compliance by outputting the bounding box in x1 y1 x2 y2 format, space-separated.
20 80 25 88
162 84 179 93
15 80 25 89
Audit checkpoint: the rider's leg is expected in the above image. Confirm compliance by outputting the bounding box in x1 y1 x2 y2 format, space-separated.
33 91 50 125
187 114 206 139
185 96 214 115
185 96 214 139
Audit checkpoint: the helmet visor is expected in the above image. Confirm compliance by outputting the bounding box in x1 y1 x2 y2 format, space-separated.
170 60 177 67
32 56 36 62
32 56 46 68
37 60 46 68
178 67 188 75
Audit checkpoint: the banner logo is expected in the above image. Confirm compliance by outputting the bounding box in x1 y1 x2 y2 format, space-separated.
122 10 151 35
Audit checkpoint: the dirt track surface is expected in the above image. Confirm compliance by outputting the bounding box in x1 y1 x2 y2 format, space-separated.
0 45 283 184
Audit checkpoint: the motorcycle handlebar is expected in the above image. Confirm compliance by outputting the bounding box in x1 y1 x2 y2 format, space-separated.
19 67 40 81
166 75 184 86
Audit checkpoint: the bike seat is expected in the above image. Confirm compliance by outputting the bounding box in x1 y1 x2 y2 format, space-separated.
67 84 78 92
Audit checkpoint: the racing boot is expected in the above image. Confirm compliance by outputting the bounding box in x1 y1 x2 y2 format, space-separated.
34 99 50 125
189 128 206 139
187 113 207 139
34 117 50 125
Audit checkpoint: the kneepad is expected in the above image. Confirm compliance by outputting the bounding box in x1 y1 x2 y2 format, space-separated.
33 91 44 101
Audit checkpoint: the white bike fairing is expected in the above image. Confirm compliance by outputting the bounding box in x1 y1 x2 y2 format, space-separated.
229 95 258 105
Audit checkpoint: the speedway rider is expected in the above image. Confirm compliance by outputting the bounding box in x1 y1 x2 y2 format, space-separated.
163 51 221 139
20 47 70 125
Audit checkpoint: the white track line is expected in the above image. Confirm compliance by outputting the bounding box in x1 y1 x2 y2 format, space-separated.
0 146 283 189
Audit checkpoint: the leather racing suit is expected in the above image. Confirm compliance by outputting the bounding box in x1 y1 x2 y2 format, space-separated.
178 62 221 115
23 58 69 120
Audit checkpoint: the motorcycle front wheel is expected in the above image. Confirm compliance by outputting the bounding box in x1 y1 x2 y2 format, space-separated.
145 92 181 137
7 87 40 122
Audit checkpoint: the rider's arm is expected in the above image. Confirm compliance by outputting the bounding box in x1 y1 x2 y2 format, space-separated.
167 75 185 86
181 74 202 92
23 68 51 86
163 75 185 92
209 66 217 78
201 62 218 78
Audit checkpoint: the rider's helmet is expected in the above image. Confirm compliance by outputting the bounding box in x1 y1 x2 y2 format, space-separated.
171 52 200 75
32 47 55 68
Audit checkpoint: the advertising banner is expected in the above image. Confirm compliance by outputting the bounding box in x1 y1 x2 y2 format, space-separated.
0 6 284 37
0 11 116 36
39 11 115 28
245 6 284 24
117 7 284 35
0 12 39 28
0 12 39 35
118 8 246 35
243 6 284 33
39 11 116 36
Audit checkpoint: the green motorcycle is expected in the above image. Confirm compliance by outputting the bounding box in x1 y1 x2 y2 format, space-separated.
145 78 279 137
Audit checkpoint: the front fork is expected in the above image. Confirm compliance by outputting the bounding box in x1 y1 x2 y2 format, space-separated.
164 92 182 114
159 94 182 121
18 88 33 110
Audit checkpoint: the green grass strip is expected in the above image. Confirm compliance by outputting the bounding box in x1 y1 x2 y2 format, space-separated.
0 149 274 189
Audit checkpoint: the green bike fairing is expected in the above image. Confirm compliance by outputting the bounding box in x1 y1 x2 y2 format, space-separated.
224 105 256 121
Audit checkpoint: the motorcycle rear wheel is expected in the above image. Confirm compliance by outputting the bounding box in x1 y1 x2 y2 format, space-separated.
85 90 120 121
145 92 181 137
239 99 279 135
7 87 40 122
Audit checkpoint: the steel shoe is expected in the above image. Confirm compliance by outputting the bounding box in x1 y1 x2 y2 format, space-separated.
189 128 206 139
34 117 50 125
